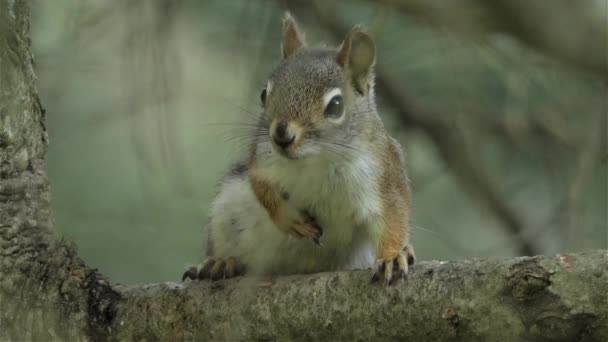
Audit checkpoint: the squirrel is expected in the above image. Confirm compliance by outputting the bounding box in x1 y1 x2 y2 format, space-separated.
183 13 415 285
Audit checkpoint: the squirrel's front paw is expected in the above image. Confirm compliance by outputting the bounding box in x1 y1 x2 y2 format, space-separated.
371 244 416 285
290 212 323 242
277 209 323 243
182 256 246 281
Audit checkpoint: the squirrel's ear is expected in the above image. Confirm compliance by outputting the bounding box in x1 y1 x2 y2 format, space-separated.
281 12 306 59
336 27 376 95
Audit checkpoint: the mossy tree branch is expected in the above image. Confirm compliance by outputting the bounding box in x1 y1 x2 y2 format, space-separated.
0 1 607 341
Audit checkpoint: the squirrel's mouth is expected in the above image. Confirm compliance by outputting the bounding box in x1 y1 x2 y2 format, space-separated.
270 138 320 161
273 147 299 160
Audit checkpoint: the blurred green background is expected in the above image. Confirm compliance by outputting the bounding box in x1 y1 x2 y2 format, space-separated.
30 0 607 284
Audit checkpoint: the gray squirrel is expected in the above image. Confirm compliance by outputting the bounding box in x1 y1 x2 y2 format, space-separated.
184 13 415 284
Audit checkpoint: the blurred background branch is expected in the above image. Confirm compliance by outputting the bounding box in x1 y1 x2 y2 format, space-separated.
362 0 608 79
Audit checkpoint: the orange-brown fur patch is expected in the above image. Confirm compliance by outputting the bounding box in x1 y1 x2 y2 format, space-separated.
249 174 281 219
376 140 410 260
249 173 296 235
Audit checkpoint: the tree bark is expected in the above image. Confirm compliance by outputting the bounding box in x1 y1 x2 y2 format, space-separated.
0 1 606 341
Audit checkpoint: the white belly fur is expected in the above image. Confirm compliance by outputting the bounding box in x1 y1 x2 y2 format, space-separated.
209 152 382 275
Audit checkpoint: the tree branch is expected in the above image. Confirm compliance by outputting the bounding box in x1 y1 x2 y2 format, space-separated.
105 250 607 341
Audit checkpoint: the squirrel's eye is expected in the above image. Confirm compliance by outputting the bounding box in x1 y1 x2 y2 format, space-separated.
260 89 267 107
324 95 344 118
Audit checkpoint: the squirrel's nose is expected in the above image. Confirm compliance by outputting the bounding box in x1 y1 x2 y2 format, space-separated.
273 121 295 149
273 134 295 149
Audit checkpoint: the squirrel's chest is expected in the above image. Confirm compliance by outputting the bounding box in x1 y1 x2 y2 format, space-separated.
260 155 382 225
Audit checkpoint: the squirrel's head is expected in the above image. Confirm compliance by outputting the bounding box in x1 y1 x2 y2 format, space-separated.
260 13 376 160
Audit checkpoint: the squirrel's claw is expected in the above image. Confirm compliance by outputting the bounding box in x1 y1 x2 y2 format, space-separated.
371 257 404 285
209 258 227 281
371 244 416 285
182 256 246 282
288 213 323 243
182 266 198 281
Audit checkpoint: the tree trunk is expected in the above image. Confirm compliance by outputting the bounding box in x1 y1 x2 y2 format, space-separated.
0 1 606 341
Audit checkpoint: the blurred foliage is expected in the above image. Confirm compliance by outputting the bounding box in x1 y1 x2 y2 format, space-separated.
29 0 606 284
